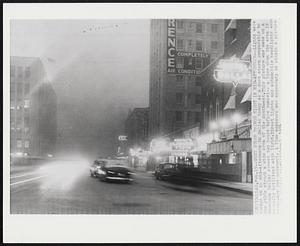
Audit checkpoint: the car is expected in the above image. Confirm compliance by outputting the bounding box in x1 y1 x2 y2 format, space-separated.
154 163 178 180
90 159 107 177
95 162 134 183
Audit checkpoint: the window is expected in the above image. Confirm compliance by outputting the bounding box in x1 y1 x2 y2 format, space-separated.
176 93 183 104
203 107 207 129
209 104 214 121
187 93 192 99
25 83 30 94
176 75 184 82
188 22 193 29
195 77 202 87
195 94 201 104
196 23 203 33
175 111 183 121
10 66 15 77
195 112 201 122
17 85 22 97
216 99 220 120
177 20 184 29
187 58 193 66
17 140 22 148
211 41 218 49
187 111 193 122
187 39 192 48
24 140 30 148
211 24 218 33
17 66 23 78
24 99 30 108
25 67 30 78
196 40 203 51
176 57 184 69
195 58 203 70
177 39 184 50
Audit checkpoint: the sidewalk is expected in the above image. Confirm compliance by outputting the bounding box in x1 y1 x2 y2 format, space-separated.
198 177 253 195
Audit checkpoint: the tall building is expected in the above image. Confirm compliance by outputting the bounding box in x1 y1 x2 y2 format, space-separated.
10 56 57 157
149 19 225 139
125 107 149 151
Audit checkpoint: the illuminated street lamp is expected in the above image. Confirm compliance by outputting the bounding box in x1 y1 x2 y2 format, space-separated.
231 112 242 139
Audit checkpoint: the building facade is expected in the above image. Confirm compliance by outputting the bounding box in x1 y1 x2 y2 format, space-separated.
10 56 57 157
149 19 225 139
125 107 149 151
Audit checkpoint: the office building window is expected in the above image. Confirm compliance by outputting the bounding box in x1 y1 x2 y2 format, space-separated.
176 75 184 82
24 140 29 148
195 58 203 70
196 40 203 51
176 93 183 104
209 104 214 121
187 39 193 49
177 20 184 29
17 66 23 78
195 94 201 104
17 85 22 97
24 83 30 94
211 41 218 49
175 111 183 121
216 99 220 120
203 107 207 129
25 67 30 78
196 23 203 33
195 112 201 122
187 111 193 122
24 99 30 108
211 24 218 33
187 58 193 66
187 93 192 99
17 140 22 148
176 57 184 69
177 39 184 50
10 66 15 77
195 76 202 86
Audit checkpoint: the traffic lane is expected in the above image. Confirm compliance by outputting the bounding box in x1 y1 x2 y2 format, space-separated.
11 168 252 214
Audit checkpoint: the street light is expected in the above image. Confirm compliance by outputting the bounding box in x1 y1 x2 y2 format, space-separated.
231 112 242 139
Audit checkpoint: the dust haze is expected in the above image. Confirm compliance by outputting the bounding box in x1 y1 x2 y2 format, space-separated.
10 20 150 159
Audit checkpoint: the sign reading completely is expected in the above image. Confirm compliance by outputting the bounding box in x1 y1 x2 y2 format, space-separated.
167 19 210 75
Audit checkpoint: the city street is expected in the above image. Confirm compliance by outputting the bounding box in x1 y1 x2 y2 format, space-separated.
10 160 252 214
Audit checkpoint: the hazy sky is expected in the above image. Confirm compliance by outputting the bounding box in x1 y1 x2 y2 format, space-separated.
11 20 150 158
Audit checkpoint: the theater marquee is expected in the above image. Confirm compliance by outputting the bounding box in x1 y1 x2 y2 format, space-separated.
167 19 210 75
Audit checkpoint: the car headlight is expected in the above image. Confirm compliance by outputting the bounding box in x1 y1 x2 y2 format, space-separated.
128 172 134 175
97 169 106 175
107 171 115 174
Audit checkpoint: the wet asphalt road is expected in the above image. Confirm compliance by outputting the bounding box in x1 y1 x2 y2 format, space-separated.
10 160 252 214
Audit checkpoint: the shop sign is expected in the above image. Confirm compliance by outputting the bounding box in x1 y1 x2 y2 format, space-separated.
172 138 194 151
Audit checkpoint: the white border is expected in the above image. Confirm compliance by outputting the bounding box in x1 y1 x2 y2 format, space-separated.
3 3 297 243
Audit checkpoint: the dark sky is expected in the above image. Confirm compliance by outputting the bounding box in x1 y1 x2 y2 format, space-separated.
11 20 150 158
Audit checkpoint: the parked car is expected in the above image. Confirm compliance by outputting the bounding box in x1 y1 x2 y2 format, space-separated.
96 162 134 183
90 159 107 177
154 163 178 180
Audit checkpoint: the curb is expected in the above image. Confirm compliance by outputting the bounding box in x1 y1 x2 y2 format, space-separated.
201 181 253 195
